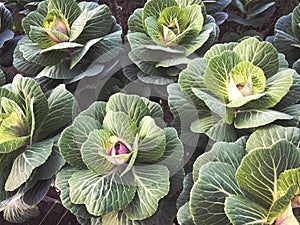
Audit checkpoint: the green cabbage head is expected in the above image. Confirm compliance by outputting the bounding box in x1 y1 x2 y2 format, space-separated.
177 125 300 225
0 75 75 223
124 0 219 85
168 37 300 142
57 93 184 224
13 0 122 82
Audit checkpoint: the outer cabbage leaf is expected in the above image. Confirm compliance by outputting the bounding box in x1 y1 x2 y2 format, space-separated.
190 162 243 225
274 4 300 68
0 4 14 48
236 140 300 209
227 0 276 27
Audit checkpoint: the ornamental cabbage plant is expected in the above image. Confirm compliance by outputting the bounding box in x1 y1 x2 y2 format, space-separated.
169 37 300 142
0 75 75 223
57 93 184 224
274 3 300 73
0 3 14 83
124 0 219 85
203 0 231 25
0 3 14 49
227 0 276 27
177 125 300 225
13 0 122 82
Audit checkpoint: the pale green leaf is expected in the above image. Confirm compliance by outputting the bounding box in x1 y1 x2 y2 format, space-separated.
18 37 67 66
106 93 150 124
225 195 268 225
193 141 245 182
5 139 53 191
136 116 166 163
56 167 92 219
69 169 136 216
123 165 170 220
48 0 82 25
181 20 215 56
128 8 144 33
145 16 162 45
58 114 101 168
34 84 75 141
277 168 300 196
246 125 300 152
142 0 178 26
141 97 163 118
0 97 30 136
70 37 103 69
12 75 49 132
71 3 112 43
236 140 300 209
159 127 184 175
192 88 234 124
79 101 107 122
58 101 106 167
191 113 237 142
227 93 266 108
190 162 243 225
22 10 44 36
178 58 208 105
176 0 203 8
204 51 242 101
0 88 19 103
233 37 279 77
180 5 203 42
267 184 298 224
243 68 294 110
127 32 185 62
27 25 57 48
39 42 83 54
204 42 238 59
1 194 40 224
177 202 195 225
0 136 29 154
81 129 115 175
234 109 293 129
102 111 138 146
230 61 266 94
